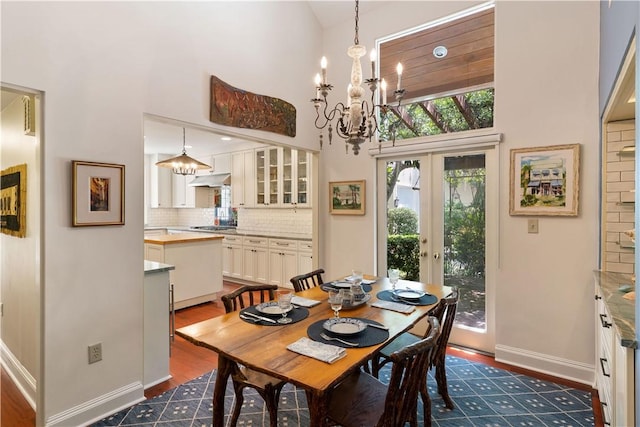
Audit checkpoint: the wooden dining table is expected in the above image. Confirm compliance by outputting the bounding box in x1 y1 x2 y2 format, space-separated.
176 276 451 427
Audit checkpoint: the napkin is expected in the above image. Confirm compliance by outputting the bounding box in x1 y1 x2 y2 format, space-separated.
291 296 321 307
287 337 347 363
372 300 416 314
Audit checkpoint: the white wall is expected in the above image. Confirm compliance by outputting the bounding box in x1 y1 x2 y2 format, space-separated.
1 1 321 425
0 93 40 408
318 0 600 382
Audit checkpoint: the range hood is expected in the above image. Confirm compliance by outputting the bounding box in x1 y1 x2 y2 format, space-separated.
189 173 231 187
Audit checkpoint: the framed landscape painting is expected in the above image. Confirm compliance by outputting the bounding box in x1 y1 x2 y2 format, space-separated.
329 180 365 215
509 144 580 216
73 160 125 226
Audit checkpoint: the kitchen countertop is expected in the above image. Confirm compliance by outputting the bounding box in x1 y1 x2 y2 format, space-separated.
145 226 312 241
144 260 175 274
593 270 637 349
144 233 225 245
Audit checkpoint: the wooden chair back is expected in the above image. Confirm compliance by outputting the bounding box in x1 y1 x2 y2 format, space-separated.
429 289 459 366
289 268 325 292
221 284 278 313
380 316 441 426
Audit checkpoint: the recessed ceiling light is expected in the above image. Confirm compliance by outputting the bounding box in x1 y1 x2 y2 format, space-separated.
221 136 232 141
433 46 448 59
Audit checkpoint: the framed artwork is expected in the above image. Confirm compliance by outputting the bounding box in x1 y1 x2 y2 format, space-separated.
329 180 365 215
509 144 580 216
1 163 27 238
73 161 125 226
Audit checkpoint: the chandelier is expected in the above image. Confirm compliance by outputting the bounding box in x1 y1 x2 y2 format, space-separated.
311 0 405 155
155 128 211 175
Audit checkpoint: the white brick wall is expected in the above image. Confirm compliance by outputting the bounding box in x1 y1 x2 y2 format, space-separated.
604 120 635 274
238 208 312 238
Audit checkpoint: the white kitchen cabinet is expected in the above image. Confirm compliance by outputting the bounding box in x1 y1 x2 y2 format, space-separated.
144 234 223 310
295 150 311 207
231 150 255 208
268 238 298 288
148 153 173 208
242 236 269 284
143 261 174 388
222 235 243 279
594 279 636 427
256 147 281 206
297 241 313 274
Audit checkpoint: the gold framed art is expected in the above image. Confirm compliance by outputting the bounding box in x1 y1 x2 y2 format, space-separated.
72 160 125 226
509 144 580 216
329 180 365 215
1 163 27 237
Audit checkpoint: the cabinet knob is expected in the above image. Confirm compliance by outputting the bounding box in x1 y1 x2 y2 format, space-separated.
595 295 602 300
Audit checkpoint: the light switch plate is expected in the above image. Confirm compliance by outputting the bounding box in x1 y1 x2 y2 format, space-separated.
528 219 539 234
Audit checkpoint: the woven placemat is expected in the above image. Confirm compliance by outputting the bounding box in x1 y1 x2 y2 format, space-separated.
376 290 437 306
307 318 389 348
239 306 309 326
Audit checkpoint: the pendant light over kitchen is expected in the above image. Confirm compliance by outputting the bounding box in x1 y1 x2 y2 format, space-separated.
155 127 211 175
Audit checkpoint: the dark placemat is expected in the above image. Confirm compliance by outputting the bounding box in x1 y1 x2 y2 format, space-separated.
321 282 373 293
307 317 389 348
376 290 437 306
239 306 309 326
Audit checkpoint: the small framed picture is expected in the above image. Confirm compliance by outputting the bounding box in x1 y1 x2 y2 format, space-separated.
1 163 27 237
72 161 125 226
509 144 580 216
329 180 365 215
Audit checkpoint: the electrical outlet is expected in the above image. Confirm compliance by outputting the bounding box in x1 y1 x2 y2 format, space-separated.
527 219 539 234
88 343 102 364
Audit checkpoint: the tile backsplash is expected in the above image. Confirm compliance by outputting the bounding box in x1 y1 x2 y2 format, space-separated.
146 207 312 238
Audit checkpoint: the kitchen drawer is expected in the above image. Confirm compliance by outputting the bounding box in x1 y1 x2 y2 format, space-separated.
269 238 297 250
298 241 312 252
223 235 243 244
243 236 269 247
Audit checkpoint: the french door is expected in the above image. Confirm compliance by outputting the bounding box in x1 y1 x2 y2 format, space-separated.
378 148 496 354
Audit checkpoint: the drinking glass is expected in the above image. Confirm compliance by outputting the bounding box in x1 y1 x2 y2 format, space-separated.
351 270 363 286
388 268 400 291
328 289 343 318
277 291 293 324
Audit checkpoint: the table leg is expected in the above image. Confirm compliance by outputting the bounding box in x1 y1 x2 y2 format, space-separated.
307 391 328 427
213 355 234 427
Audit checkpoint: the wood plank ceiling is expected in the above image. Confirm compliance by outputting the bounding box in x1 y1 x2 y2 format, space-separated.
380 8 494 101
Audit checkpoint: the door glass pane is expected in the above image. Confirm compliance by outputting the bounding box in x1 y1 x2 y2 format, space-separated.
283 148 292 204
443 154 486 331
269 148 278 204
297 150 308 204
256 150 265 205
386 160 421 281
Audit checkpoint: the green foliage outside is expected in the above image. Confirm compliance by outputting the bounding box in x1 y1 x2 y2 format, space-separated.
387 207 419 281
387 234 420 281
443 169 486 278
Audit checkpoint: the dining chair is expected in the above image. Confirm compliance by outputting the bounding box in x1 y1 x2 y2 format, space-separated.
220 284 286 427
325 316 441 427
370 289 459 411
289 268 325 292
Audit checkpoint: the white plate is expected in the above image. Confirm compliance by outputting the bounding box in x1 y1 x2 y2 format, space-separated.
322 318 366 335
393 289 426 300
255 301 293 315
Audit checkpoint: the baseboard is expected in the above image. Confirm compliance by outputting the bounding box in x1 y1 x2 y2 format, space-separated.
0 340 37 410
495 344 595 386
45 381 145 427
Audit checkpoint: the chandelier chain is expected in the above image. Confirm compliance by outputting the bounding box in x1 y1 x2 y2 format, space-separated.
354 0 359 45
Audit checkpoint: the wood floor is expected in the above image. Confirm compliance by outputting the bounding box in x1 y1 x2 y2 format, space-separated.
1 281 603 426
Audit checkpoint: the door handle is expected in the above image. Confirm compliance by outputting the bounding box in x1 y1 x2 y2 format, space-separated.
420 251 428 257
421 238 427 244
433 252 440 260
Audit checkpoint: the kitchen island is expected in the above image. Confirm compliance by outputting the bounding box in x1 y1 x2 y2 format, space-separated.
144 233 224 309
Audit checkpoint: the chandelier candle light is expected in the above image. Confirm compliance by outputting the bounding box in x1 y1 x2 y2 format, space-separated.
155 127 211 175
311 0 405 155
